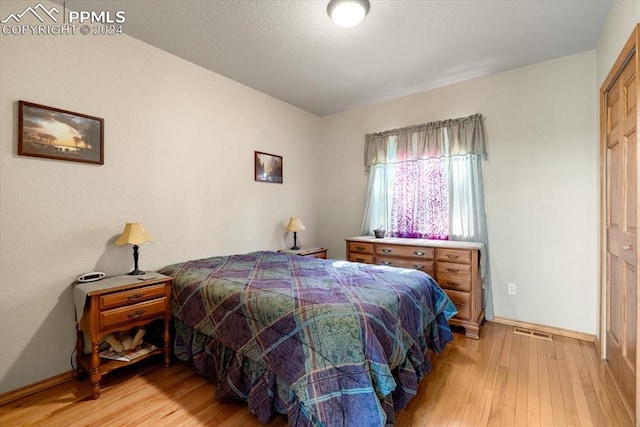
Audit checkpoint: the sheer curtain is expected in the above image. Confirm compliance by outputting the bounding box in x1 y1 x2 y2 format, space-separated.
446 118 494 320
362 114 494 319
389 158 449 239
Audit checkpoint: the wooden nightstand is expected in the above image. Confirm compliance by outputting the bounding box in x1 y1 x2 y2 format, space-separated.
73 273 173 398
278 247 328 259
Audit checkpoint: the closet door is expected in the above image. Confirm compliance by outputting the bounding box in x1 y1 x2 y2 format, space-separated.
602 25 639 423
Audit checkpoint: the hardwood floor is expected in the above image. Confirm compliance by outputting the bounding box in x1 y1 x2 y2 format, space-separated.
0 322 632 426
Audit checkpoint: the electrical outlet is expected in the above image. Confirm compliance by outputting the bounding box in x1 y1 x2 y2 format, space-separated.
507 283 517 295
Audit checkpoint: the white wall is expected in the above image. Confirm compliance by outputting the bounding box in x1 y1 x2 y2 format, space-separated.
320 51 598 335
596 2 640 88
0 1 321 393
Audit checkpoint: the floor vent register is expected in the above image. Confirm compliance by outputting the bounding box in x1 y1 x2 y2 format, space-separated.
513 327 553 341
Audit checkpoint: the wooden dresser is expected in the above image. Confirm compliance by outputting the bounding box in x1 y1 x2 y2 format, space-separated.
346 236 484 339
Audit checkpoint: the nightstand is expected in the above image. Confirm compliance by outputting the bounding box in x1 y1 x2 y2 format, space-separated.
278 247 328 259
73 273 173 398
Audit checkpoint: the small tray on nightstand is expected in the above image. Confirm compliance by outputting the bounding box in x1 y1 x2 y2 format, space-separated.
278 247 328 259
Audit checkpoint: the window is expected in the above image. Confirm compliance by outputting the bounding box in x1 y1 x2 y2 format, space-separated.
362 114 485 241
361 113 494 319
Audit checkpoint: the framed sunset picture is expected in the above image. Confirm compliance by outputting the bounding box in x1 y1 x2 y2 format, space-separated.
18 101 104 165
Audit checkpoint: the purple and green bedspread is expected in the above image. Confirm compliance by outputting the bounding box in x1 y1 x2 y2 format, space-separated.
159 251 456 426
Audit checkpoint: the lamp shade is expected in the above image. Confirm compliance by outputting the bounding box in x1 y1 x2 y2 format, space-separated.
327 0 370 28
115 223 154 246
285 217 306 232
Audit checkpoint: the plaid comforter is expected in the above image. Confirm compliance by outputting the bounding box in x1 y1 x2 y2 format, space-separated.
159 251 456 426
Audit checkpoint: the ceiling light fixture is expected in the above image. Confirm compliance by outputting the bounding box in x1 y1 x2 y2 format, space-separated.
327 0 370 28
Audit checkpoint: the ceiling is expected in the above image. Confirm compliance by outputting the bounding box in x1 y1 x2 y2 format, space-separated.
60 0 612 116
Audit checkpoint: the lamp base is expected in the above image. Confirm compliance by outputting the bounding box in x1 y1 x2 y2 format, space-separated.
290 231 301 251
128 245 145 275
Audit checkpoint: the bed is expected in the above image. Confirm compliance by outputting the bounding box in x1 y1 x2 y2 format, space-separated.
158 250 456 426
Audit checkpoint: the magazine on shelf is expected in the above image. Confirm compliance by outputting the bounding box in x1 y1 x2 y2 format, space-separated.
99 343 158 362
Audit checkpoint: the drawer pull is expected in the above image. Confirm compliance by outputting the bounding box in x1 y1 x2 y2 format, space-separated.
447 281 460 287
381 248 392 253
128 309 146 319
355 246 366 251
447 254 459 259
454 302 463 308
414 251 425 256
355 257 365 262
446 268 460 273
623 244 634 251
128 293 145 301
382 261 392 265
414 265 425 270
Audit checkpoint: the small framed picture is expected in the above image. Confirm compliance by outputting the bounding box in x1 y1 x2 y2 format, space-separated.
255 151 283 183
18 100 104 165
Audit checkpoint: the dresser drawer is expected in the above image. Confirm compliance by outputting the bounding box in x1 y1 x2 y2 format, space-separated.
375 245 434 259
376 256 434 274
437 261 471 275
349 253 374 264
348 242 374 255
445 289 471 320
436 248 471 264
437 273 472 292
436 261 472 292
100 284 167 310
100 298 167 329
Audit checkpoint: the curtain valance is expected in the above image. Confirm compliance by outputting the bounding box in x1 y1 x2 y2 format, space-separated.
364 113 486 170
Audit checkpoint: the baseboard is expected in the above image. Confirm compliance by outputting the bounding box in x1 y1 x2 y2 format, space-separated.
489 317 596 343
0 370 74 406
593 335 602 358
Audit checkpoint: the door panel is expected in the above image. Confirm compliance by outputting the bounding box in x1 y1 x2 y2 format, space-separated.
625 129 637 235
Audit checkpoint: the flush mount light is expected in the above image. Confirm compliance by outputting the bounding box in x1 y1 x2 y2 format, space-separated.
327 0 370 28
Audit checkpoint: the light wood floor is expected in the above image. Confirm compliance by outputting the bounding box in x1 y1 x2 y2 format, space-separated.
0 322 632 426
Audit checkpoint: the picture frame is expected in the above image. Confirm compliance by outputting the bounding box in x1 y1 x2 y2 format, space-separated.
18 100 104 165
254 151 283 183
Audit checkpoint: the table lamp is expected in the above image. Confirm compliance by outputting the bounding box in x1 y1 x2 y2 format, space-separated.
115 222 154 275
285 217 306 250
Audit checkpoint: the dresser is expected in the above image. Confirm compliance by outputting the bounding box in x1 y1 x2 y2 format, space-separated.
73 273 173 398
346 236 484 339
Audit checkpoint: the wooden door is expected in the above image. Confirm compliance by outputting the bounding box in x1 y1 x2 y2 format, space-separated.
602 25 639 423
